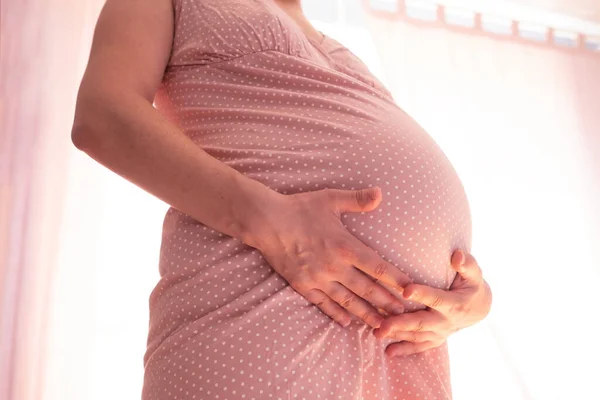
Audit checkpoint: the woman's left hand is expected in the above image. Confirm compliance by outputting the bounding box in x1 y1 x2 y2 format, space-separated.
372 250 492 357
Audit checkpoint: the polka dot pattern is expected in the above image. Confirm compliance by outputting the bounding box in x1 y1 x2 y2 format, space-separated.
142 0 472 399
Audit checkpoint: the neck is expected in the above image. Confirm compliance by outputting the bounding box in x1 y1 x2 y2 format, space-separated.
274 0 323 42
274 0 303 14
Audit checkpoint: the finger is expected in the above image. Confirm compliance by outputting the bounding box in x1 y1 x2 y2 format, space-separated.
385 340 442 357
382 330 439 343
338 237 413 293
402 283 460 313
372 310 438 339
303 288 353 328
324 281 385 329
327 186 382 215
452 250 483 284
339 267 406 316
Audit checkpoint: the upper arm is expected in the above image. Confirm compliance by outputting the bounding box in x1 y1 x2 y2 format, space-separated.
76 0 175 105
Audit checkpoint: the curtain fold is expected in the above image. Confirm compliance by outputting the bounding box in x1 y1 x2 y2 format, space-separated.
1 1 104 399
1 0 48 398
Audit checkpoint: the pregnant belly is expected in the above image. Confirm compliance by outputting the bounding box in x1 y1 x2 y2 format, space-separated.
146 103 471 369
155 60 471 301
182 99 472 297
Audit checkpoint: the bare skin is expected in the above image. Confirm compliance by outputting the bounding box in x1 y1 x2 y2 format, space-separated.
71 0 492 352
274 0 325 42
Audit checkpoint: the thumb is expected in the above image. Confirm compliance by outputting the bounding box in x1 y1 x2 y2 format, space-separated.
451 250 483 285
328 186 382 214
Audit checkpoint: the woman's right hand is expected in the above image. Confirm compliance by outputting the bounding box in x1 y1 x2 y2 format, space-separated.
246 186 413 329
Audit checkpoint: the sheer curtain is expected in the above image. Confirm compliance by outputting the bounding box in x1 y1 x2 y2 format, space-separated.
2 1 101 399
360 6 600 400
2 1 599 399
1 1 162 400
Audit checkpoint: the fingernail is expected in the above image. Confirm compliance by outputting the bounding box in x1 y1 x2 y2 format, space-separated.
396 284 410 294
373 328 386 339
373 317 384 329
391 305 404 315
376 306 390 317
460 250 466 265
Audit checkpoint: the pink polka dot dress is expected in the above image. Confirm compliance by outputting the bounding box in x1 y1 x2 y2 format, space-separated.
142 0 472 399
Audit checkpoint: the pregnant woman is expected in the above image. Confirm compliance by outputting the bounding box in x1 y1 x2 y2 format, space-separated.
71 0 492 398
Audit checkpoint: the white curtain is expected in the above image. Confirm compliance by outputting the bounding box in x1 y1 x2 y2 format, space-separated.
360 8 600 400
2 1 599 400
2 1 166 399
2 1 104 399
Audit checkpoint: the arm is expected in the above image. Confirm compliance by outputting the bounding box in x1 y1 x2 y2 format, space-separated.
71 0 416 328
71 0 273 248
